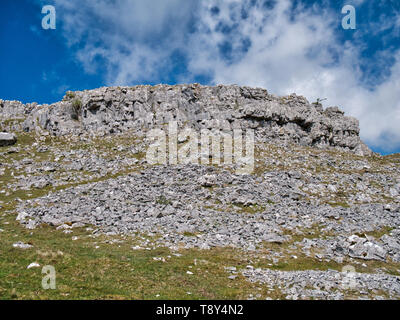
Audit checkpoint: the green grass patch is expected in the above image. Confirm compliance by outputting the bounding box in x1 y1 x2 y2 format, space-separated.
0 212 282 300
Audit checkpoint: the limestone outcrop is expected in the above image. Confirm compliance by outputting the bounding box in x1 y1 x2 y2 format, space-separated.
1 84 372 155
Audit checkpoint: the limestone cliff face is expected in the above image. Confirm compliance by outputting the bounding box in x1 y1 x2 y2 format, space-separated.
1 84 372 155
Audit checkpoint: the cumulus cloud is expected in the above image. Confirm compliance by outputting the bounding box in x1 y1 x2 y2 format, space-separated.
52 0 400 152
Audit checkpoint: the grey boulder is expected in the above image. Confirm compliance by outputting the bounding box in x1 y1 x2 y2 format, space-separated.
0 132 17 146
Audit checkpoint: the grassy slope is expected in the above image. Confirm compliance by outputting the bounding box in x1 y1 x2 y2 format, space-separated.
1 131 399 300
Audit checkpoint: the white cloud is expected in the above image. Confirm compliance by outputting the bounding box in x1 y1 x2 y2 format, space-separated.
53 0 400 152
54 0 197 82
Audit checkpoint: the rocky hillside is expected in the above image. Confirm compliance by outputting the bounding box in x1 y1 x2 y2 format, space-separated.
2 84 371 155
1 85 400 300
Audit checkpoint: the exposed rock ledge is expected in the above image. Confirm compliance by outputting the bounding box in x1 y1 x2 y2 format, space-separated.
1 84 372 155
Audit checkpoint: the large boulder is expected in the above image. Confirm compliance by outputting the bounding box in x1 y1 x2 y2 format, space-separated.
0 132 17 147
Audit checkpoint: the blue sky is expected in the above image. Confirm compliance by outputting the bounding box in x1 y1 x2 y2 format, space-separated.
0 0 399 154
